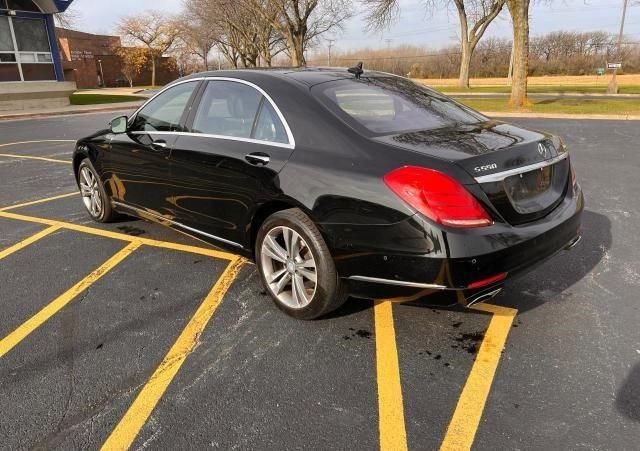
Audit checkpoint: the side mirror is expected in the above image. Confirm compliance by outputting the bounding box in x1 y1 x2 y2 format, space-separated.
109 115 128 134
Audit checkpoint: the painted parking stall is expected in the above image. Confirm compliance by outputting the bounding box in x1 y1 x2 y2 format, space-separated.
0 113 638 449
0 139 515 450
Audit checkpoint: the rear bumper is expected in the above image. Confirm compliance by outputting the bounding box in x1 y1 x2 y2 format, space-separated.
329 187 584 301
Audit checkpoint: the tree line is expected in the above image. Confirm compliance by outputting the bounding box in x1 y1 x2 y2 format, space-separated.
115 0 634 107
308 32 640 80
116 1 352 87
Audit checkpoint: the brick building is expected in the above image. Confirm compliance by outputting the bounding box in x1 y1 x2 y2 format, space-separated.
57 27 179 89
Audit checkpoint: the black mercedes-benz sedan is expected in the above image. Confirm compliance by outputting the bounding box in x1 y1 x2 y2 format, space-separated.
73 68 584 319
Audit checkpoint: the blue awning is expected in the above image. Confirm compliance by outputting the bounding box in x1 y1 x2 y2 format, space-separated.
33 0 75 13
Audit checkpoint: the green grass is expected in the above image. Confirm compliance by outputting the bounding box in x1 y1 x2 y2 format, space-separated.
69 94 147 105
458 97 640 115
435 85 640 94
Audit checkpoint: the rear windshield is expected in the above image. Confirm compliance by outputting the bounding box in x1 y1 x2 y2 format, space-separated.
314 76 485 135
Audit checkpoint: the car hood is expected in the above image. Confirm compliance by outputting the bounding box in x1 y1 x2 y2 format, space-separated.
373 120 554 178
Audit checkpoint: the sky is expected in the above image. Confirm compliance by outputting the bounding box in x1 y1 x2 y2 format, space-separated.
68 0 640 53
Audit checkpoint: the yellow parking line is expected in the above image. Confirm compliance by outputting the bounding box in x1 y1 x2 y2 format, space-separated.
0 139 77 148
0 192 78 212
0 242 140 359
0 210 237 261
374 301 408 451
0 153 71 164
440 303 517 451
101 257 245 451
0 225 61 261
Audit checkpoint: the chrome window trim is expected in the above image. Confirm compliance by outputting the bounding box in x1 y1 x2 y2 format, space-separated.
474 152 569 184
112 201 244 249
129 130 294 150
347 275 450 290
129 76 296 149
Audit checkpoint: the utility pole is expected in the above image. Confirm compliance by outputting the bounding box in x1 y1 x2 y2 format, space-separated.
327 39 335 66
607 0 629 94
385 38 393 49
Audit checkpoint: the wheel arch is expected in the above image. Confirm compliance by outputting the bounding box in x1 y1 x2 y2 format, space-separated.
72 148 90 183
249 199 321 259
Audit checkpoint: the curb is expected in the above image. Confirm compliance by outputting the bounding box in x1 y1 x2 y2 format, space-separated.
447 92 640 98
480 111 640 120
0 103 144 121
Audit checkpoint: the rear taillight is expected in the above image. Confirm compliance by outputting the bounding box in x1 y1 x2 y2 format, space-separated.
384 166 492 228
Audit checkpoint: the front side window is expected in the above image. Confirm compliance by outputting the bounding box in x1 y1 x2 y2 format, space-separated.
131 81 198 133
315 76 485 135
0 15 55 82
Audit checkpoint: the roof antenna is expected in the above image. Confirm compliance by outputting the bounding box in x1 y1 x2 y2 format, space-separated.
348 62 364 79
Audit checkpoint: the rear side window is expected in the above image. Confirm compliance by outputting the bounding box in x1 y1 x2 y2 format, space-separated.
253 101 288 144
316 77 484 135
192 81 262 139
131 81 198 132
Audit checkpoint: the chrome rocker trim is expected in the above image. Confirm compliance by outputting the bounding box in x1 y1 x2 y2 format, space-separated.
112 201 244 249
347 275 449 290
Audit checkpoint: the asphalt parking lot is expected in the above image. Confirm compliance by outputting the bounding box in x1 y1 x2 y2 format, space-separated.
0 111 639 450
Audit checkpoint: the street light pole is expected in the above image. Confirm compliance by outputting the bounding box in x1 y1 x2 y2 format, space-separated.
607 0 629 94
327 39 335 66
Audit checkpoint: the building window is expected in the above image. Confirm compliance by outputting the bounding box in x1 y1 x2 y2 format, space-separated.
0 15 55 82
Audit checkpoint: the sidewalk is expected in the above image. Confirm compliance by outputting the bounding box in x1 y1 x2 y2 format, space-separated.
0 101 145 121
78 87 158 97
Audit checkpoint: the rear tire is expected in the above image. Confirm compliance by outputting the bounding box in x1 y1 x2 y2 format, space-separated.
255 208 348 320
77 158 120 223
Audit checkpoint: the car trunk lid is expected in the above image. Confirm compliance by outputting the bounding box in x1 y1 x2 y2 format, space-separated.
374 120 570 225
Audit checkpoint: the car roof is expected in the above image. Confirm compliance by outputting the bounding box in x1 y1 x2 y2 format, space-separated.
179 67 394 87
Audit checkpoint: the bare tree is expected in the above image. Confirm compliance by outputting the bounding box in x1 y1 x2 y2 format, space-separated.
176 12 218 70
117 11 180 87
246 0 353 66
185 0 287 69
54 4 82 29
452 0 505 88
364 0 505 88
504 0 530 107
170 42 203 76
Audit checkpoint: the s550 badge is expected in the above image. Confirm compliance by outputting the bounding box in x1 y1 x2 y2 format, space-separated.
474 163 498 173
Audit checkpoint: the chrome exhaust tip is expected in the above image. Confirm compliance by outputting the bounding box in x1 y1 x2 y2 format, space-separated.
466 288 503 307
564 235 582 251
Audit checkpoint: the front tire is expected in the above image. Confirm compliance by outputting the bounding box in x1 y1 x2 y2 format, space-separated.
255 208 347 320
77 159 120 223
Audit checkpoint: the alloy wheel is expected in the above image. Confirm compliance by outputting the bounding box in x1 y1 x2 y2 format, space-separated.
79 166 103 218
260 226 318 309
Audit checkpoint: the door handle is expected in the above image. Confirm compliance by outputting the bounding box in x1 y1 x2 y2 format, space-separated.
245 152 270 166
151 140 168 150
